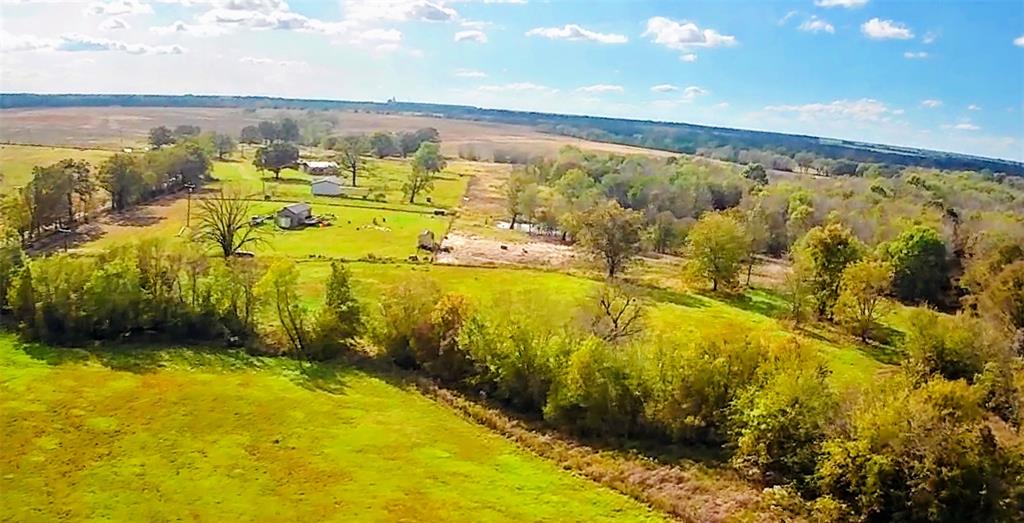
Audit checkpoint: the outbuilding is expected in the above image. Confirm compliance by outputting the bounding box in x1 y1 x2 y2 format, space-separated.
311 176 344 197
277 202 312 229
300 161 339 176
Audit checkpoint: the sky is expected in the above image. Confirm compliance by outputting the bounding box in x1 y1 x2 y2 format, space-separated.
1 0 1023 161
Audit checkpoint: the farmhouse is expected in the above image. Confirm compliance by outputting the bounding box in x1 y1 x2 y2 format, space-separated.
300 160 339 176
311 176 344 196
276 202 311 229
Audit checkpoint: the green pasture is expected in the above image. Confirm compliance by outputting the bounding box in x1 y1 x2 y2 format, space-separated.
0 334 662 522
0 144 115 190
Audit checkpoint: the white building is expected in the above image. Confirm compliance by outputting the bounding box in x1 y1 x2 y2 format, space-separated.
311 176 344 197
300 160 339 176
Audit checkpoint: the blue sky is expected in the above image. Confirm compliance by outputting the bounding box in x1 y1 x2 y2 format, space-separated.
1 0 1022 160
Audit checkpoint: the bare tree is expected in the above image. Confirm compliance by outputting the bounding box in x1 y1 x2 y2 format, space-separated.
336 136 369 186
194 191 262 257
587 284 645 343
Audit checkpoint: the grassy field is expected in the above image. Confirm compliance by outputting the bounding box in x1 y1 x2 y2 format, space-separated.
0 334 663 522
0 144 115 190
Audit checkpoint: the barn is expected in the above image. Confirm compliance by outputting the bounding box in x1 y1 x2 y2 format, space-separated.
311 176 344 196
300 161 339 176
277 203 312 229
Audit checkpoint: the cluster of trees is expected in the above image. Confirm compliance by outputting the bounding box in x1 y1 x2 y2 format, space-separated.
0 239 362 360
320 127 440 160
1 141 214 245
149 124 237 160
365 278 1022 520
239 118 301 145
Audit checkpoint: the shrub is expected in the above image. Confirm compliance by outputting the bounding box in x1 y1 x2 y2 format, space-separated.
418 293 475 384
309 261 363 360
903 308 986 382
370 277 440 368
817 377 1013 522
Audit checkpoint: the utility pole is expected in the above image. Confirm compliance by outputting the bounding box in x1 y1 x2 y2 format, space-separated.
184 183 196 228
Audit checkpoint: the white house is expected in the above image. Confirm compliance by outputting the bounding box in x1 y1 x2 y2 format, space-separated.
311 176 344 197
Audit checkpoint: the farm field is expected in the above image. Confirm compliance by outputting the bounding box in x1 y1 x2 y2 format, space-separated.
0 334 662 522
0 144 115 190
0 107 677 158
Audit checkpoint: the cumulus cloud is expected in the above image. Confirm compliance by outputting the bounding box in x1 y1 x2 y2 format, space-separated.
778 11 799 26
922 31 939 44
815 0 868 7
861 18 913 40
576 84 624 94
0 32 58 52
343 0 457 23
87 0 152 16
903 51 928 59
643 17 736 53
764 98 893 123
525 24 627 44
100 18 130 30
478 82 557 93
1015 35 1024 47
967 104 981 111
239 55 308 68
454 29 487 43
650 84 678 93
151 20 230 37
920 99 943 108
682 86 708 101
1 31 185 55
799 16 834 34
679 53 697 62
454 68 487 78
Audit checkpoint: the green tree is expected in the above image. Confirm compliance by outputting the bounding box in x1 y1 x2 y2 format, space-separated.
311 261 363 359
686 212 748 291
369 131 398 158
504 170 533 229
212 133 237 160
793 222 864 319
239 125 262 144
833 259 892 341
99 153 145 211
979 260 1024 342
253 142 299 179
405 142 446 203
257 120 280 143
742 163 768 186
148 126 174 149
278 118 300 143
883 225 950 306
172 124 201 139
335 135 369 186
259 261 309 359
577 200 643 278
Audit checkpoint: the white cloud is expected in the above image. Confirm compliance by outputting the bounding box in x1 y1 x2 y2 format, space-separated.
0 32 57 52
643 17 736 53
815 0 868 7
239 55 308 68
967 104 981 111
682 85 708 101
861 18 913 40
343 0 457 23
764 98 893 122
454 29 487 43
454 68 487 78
151 21 230 37
650 84 678 93
778 11 798 26
679 53 697 62
1015 35 1024 47
478 82 557 93
87 0 152 16
1 31 185 55
903 51 928 59
942 122 981 131
100 18 130 31
525 24 627 44
922 31 939 44
576 84 624 94
799 16 834 34
713 102 730 109
920 99 943 108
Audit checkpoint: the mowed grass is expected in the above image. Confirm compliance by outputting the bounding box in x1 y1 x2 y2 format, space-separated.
0 334 663 522
0 144 115 190
295 262 886 387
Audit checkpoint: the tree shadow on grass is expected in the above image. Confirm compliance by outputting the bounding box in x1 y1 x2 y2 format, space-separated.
296 360 353 396
630 283 710 309
700 289 788 319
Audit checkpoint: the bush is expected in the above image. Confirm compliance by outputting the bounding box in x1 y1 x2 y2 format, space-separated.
309 261 363 360
729 340 837 487
371 277 440 368
903 308 986 382
817 377 1013 521
418 293 475 384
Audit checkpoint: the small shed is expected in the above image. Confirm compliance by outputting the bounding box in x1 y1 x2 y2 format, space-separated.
277 203 312 229
311 176 344 196
417 230 437 251
300 161 339 176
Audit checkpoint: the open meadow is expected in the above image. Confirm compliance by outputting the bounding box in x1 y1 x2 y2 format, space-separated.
0 334 662 522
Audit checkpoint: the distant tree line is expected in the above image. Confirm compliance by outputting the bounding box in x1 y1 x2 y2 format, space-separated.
4 94 1020 175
